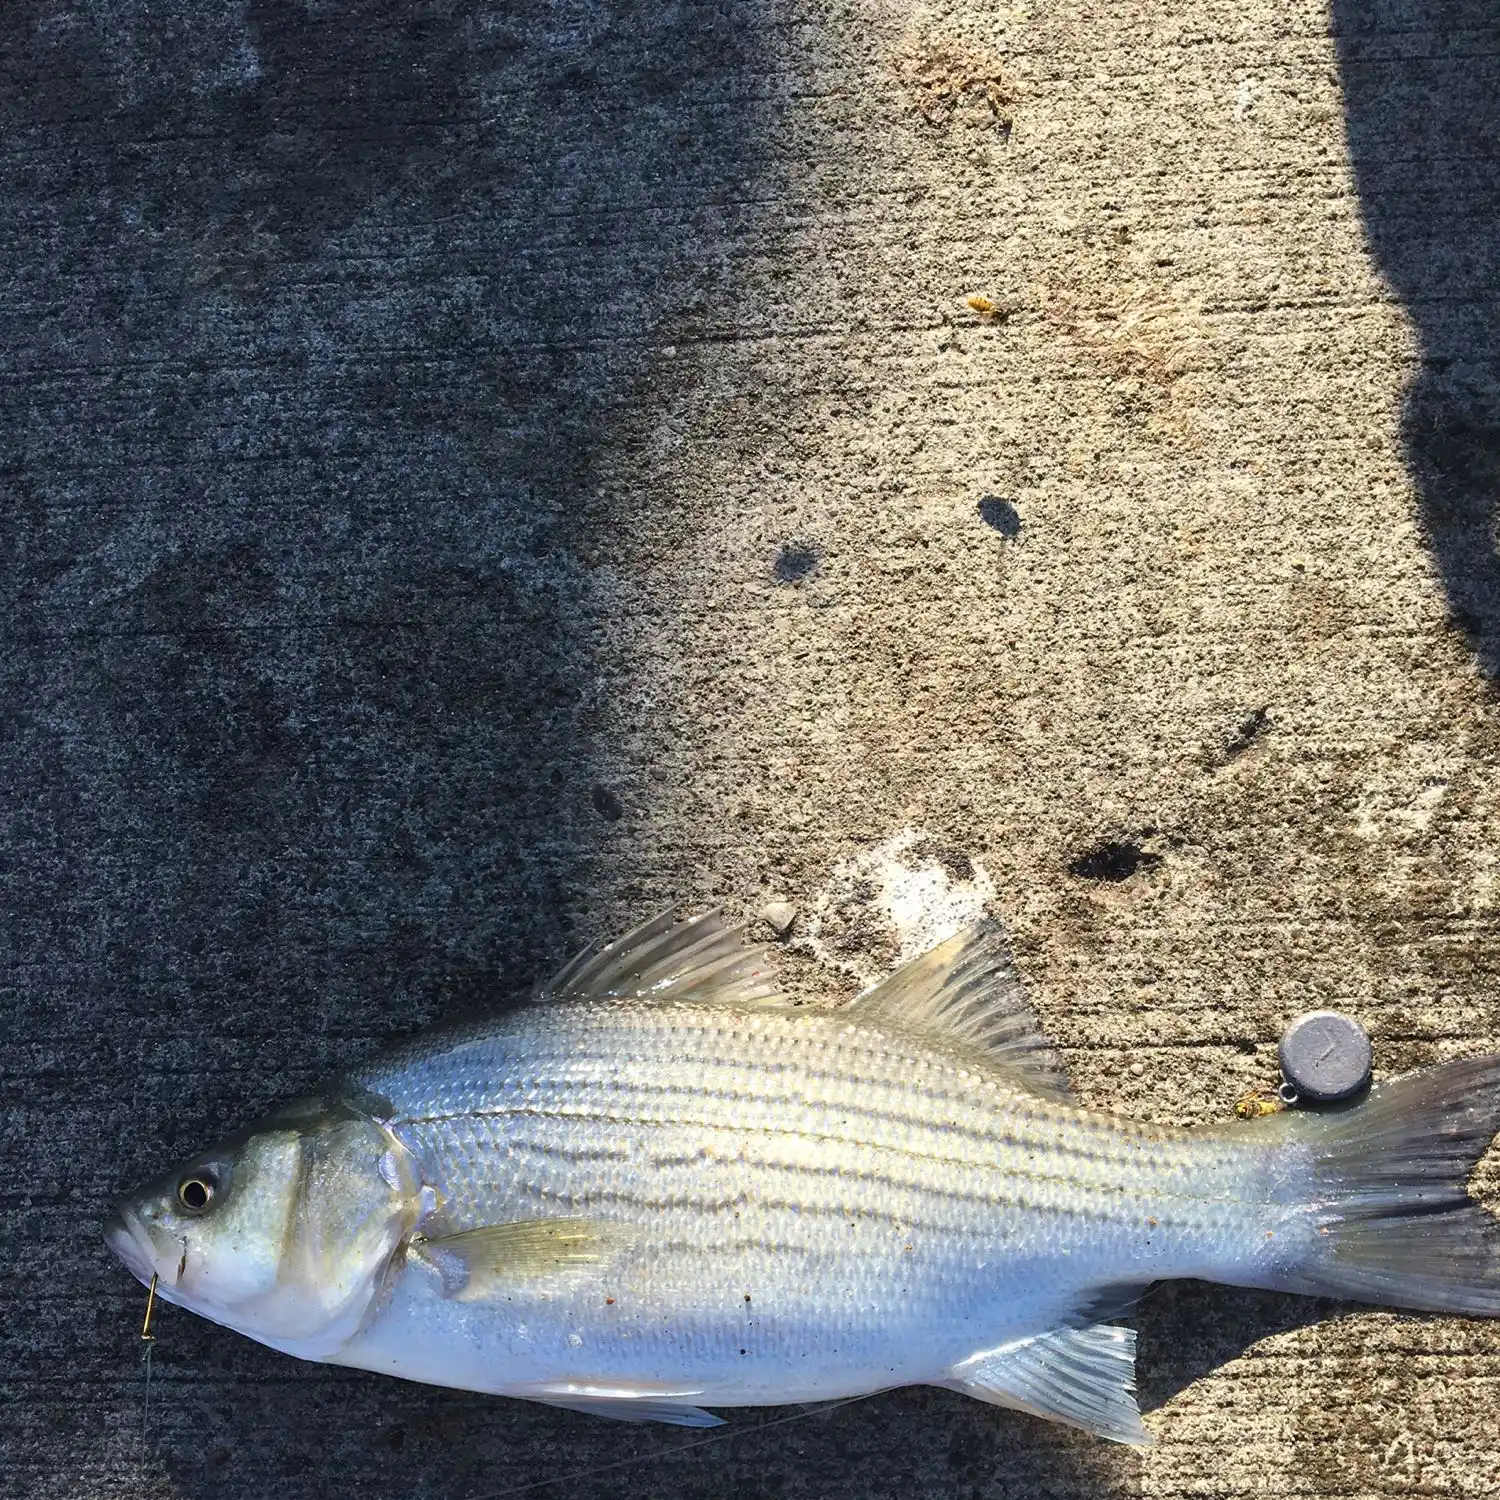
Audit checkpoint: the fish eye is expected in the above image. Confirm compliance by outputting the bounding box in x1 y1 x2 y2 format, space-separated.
177 1173 217 1213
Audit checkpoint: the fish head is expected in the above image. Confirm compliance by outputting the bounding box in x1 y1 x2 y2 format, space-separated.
106 1094 422 1359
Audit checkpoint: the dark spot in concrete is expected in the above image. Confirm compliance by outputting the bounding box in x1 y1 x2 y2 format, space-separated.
816 895 901 970
773 543 820 583
977 496 1021 537
590 785 624 821
211 1447 232 1467
913 839 974 881
1221 706 1271 763
1068 840 1162 882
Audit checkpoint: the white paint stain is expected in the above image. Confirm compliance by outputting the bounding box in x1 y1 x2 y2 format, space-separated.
804 827 996 990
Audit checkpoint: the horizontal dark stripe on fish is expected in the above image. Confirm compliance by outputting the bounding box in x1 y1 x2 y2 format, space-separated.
389 1084 1207 1176
403 1117 1245 1225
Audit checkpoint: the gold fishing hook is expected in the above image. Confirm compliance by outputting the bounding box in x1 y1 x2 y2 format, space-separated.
141 1272 159 1343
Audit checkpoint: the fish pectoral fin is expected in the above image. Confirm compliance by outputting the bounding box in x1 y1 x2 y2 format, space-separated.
540 906 787 1008
518 1382 725 1428
408 1218 636 1301
848 923 1072 1100
945 1323 1152 1447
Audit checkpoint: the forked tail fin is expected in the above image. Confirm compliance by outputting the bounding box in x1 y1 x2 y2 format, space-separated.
1267 1054 1500 1315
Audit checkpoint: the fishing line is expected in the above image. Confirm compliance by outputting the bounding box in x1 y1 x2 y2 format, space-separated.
465 1394 872 1500
139 1273 159 1466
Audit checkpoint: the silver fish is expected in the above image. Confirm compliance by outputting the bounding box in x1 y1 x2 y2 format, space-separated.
106 910 1500 1444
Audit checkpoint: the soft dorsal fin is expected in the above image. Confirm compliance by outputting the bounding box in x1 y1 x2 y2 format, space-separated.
946 1324 1151 1446
540 907 785 1008
849 923 1071 1099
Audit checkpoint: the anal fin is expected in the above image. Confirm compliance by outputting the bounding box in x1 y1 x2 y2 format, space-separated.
945 1324 1151 1447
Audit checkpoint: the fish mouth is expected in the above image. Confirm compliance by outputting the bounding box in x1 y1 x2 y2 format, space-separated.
104 1202 169 1289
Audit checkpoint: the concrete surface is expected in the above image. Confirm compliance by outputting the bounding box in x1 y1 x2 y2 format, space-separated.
4 0 1499 1496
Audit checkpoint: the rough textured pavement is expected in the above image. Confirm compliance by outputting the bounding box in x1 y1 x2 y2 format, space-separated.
5 0 1500 1496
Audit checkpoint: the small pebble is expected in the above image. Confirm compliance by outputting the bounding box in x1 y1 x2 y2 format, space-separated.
1128 1061 1145 1078
759 900 798 938
1278 1010 1372 1104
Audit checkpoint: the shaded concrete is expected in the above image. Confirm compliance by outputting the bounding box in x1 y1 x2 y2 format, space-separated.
1333 0 1500 675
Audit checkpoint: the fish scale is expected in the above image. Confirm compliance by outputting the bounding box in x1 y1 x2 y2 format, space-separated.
107 910 1500 1444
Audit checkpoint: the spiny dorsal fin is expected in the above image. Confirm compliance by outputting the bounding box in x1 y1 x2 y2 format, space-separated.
947 1324 1151 1446
540 907 785 1008
849 923 1071 1100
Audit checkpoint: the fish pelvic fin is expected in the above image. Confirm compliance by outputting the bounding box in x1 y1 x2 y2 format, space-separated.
945 1323 1151 1446
1258 1052 1500 1315
514 1382 724 1427
850 923 1072 1100
540 907 785 1008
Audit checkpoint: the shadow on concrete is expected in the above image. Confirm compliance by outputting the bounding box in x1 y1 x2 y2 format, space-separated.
1332 1 1500 673
1134 1280 1328 1417
0 1 786 1495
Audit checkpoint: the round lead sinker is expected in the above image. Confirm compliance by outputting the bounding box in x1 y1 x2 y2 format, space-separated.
1278 1010 1374 1104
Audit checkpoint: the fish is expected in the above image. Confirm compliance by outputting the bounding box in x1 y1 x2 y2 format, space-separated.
105 909 1500 1445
